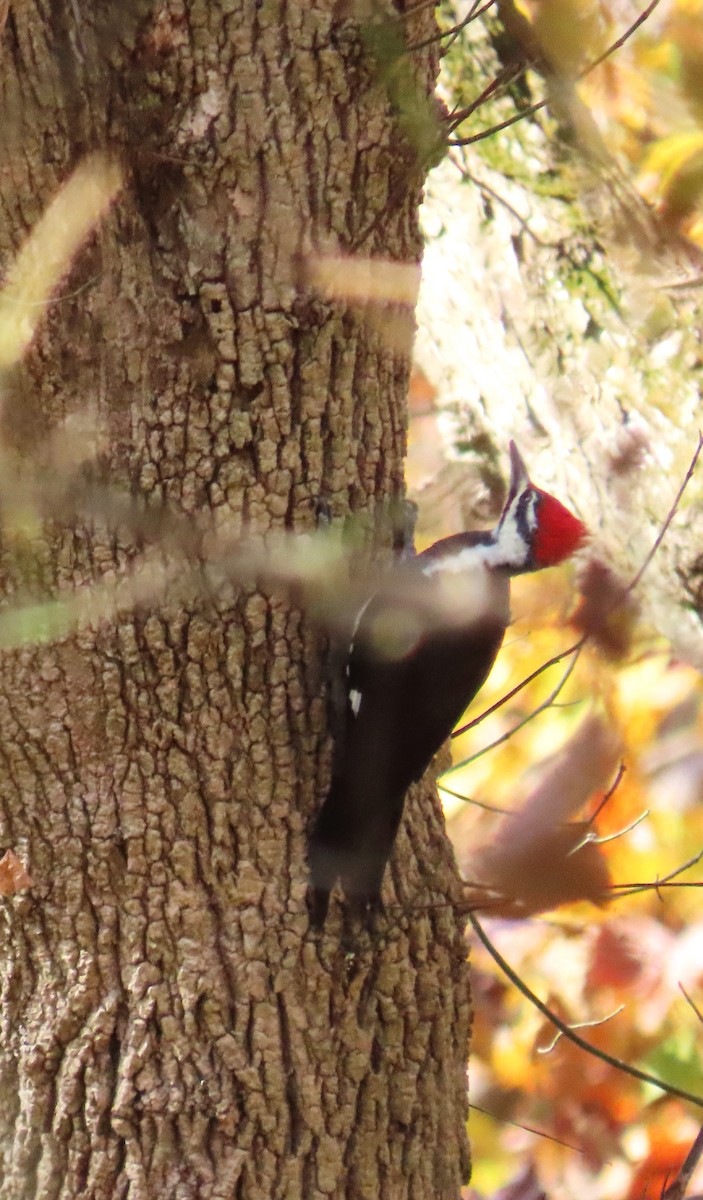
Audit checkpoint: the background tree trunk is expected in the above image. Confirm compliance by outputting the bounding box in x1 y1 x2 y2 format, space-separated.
0 3 471 1198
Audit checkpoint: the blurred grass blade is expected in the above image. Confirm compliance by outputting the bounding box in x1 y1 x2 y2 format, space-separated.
0 153 123 369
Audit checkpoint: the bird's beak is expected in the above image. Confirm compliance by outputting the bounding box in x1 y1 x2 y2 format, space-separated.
497 441 532 532
508 440 530 495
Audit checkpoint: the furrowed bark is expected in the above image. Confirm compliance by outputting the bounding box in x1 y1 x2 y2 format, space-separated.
0 3 470 1198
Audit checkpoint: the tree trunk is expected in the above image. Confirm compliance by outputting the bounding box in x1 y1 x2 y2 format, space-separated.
0 3 471 1198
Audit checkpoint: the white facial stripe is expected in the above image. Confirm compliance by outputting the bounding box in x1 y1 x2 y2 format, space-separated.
494 499 534 567
349 688 362 716
420 534 524 574
421 542 494 575
522 491 539 535
420 498 537 574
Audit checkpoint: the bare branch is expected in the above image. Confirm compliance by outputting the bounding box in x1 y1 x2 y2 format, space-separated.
537 1005 625 1054
661 1125 703 1200
468 1102 586 1153
588 761 626 824
451 638 584 738
437 784 512 815
680 984 703 1027
468 910 703 1111
449 0 663 146
406 0 495 54
446 645 581 770
610 848 703 900
447 63 529 136
628 431 703 593
584 0 661 76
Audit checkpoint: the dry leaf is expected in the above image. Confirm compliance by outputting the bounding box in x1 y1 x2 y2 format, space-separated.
571 558 639 660
461 715 620 916
586 922 644 992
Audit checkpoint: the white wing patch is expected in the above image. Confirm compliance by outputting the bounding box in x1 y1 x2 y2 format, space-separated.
349 688 362 716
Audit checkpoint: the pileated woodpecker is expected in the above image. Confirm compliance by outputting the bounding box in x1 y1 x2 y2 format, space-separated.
309 442 586 924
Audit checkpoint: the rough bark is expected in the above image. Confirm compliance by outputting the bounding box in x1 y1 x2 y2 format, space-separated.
0 3 471 1199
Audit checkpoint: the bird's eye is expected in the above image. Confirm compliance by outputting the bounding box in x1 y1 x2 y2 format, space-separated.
520 489 539 535
528 491 540 527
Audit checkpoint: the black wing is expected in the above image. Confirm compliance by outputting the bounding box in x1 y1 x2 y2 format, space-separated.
309 556 507 920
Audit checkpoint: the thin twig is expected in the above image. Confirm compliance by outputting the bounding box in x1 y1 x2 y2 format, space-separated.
451 637 584 738
588 761 626 824
449 151 558 247
468 910 703 1111
570 809 649 854
608 848 703 900
537 1005 625 1054
449 0 662 145
450 95 546 147
628 431 703 593
406 0 493 53
437 783 512 814
661 1124 703 1200
446 646 581 770
469 1102 587 1153
584 0 661 76
442 0 495 55
680 984 703 1027
447 62 527 133
613 882 703 893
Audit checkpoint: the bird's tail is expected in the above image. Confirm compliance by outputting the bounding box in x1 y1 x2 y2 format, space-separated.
308 773 405 926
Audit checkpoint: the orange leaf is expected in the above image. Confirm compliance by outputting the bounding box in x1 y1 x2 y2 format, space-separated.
627 1134 692 1200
